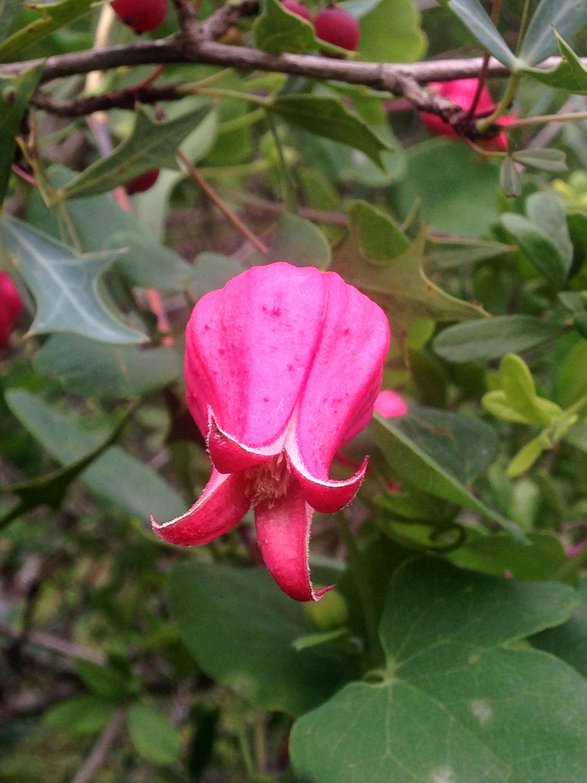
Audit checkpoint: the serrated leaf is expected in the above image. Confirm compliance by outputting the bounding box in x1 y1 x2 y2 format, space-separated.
518 0 587 66
372 408 525 538
433 315 563 363
4 389 185 520
332 202 487 336
58 105 210 200
291 558 584 783
524 34 587 93
169 563 357 716
0 215 146 344
0 67 42 203
270 95 389 167
127 703 182 766
447 0 519 68
512 148 568 172
0 0 97 62
428 237 514 269
33 334 180 400
253 0 317 55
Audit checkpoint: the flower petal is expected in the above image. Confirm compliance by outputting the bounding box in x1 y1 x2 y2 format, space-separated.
289 454 368 513
184 262 326 446
207 408 279 473
289 270 390 480
151 468 249 546
254 481 331 602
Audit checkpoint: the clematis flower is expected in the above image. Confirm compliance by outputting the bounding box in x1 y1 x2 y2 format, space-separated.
0 272 23 348
151 262 390 601
420 78 513 151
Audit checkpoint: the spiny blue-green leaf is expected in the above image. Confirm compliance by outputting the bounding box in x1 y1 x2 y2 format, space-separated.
523 33 587 93
448 0 519 68
518 0 587 66
0 215 146 344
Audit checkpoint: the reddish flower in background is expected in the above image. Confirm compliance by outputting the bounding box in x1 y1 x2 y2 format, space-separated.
375 390 408 418
152 262 390 601
0 272 23 348
420 78 513 151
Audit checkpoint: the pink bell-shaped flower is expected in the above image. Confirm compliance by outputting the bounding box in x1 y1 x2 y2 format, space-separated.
0 272 23 348
152 262 390 601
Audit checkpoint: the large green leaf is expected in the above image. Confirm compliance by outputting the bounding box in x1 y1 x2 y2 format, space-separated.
4 389 185 520
433 315 564 363
359 0 426 63
0 67 42 203
524 34 587 93
447 0 518 68
532 575 587 677
332 201 487 336
261 213 331 267
0 215 146 344
169 562 357 716
291 558 585 783
33 334 181 400
0 0 96 62
270 95 389 167
372 408 524 538
58 106 210 201
518 0 587 66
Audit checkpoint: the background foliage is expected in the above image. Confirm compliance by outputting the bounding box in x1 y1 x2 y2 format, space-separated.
2 0 587 781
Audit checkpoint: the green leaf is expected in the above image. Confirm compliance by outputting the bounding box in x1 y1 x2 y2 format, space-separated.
0 0 96 62
428 237 514 269
358 0 426 63
43 697 117 737
291 558 583 783
372 408 525 538
500 353 558 427
518 0 587 66
524 34 587 93
169 562 357 716
507 434 547 477
263 213 331 267
4 389 185 520
433 315 563 363
526 192 573 269
58 105 210 200
512 148 568 172
499 157 522 197
0 67 42 203
349 199 410 263
0 1 19 40
501 213 568 287
33 334 180 400
332 202 487 336
0 215 146 344
447 0 519 68
74 659 130 701
127 702 182 766
558 292 587 341
270 95 389 167
533 574 587 677
554 339 587 408
253 0 317 55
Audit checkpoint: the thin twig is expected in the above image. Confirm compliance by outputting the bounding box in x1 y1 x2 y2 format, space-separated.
70 709 127 783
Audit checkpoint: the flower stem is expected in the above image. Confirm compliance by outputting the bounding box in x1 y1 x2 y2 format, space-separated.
335 513 383 667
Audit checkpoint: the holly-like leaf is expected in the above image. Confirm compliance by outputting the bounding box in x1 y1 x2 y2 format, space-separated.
254 0 318 55
270 95 390 167
0 67 42 203
57 105 210 201
0 0 97 62
523 33 587 93
0 215 146 344
291 558 586 783
518 0 587 67
332 201 487 337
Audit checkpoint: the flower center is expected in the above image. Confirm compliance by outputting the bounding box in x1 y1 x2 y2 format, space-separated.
243 453 292 508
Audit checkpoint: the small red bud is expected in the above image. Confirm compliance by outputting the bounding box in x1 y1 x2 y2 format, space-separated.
111 0 168 34
314 7 360 51
125 169 160 195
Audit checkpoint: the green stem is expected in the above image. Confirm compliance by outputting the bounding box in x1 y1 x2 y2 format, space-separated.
266 111 298 213
335 513 383 667
476 73 520 133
